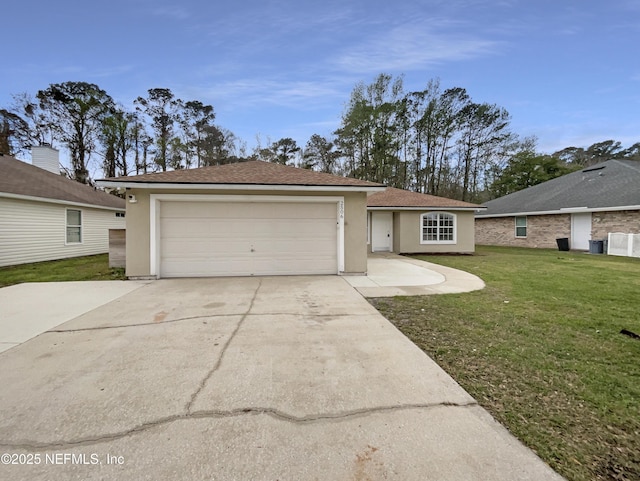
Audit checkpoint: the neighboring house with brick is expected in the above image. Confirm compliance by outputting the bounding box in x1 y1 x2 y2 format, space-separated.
0 147 126 267
475 160 640 250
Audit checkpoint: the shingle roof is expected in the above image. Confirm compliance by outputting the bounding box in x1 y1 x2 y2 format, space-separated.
0 155 125 210
367 187 482 209
478 159 640 217
100 160 384 188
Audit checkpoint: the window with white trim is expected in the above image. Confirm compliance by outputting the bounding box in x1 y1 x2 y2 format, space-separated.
515 216 527 238
421 212 456 244
66 209 82 243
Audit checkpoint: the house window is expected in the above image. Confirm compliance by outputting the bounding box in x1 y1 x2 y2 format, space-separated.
66 209 82 243
421 212 456 244
515 216 527 237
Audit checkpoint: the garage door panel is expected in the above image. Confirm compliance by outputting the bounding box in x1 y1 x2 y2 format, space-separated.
251 239 337 255
251 219 336 238
159 200 339 277
161 239 252 257
161 258 254 277
161 219 254 239
247 202 335 219
161 201 251 219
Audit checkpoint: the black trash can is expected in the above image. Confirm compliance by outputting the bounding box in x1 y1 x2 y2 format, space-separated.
556 238 570 251
589 240 604 254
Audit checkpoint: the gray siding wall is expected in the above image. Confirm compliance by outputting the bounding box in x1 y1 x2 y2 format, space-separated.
0 197 125 267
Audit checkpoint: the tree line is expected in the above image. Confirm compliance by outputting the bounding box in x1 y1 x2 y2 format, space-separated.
1 76 638 202
0 83 245 183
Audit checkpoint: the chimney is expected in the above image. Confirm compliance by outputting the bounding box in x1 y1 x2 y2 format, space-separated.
32 145 61 175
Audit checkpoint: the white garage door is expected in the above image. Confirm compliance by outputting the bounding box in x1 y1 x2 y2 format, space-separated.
159 201 338 277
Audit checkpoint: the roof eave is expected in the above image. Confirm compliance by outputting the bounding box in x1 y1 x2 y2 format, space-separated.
96 180 386 193
476 204 640 218
0 192 125 211
368 206 485 211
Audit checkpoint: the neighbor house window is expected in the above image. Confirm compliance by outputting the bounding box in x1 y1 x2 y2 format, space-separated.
421 212 456 244
515 216 527 237
66 209 82 243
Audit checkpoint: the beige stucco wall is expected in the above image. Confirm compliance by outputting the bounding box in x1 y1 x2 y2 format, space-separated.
366 209 476 254
124 189 151 277
475 214 571 248
124 188 368 277
342 192 368 273
396 210 476 253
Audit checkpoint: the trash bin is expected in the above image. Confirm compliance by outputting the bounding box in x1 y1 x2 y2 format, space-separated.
556 238 570 251
589 240 604 254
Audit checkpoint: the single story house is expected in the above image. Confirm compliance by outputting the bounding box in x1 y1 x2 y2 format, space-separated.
367 187 484 254
0 146 126 267
475 159 640 250
97 161 385 278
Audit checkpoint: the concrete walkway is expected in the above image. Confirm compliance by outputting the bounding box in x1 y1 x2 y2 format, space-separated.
0 277 562 481
344 253 485 297
0 281 148 353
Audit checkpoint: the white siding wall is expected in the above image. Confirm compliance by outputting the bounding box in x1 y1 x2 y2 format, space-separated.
0 197 125 267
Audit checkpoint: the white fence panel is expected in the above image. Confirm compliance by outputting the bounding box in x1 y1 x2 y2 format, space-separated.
634 234 640 258
608 232 640 258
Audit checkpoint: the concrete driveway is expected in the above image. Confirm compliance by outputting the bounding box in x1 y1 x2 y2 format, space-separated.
0 276 562 481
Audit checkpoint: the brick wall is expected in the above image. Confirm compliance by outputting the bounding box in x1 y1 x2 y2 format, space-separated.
475 214 571 248
592 210 640 238
476 210 640 249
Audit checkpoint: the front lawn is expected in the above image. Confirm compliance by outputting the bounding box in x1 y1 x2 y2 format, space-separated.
372 246 640 481
0 254 126 288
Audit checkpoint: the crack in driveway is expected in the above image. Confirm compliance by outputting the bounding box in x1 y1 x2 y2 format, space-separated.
0 401 479 451
46 312 354 333
46 314 238 333
185 279 263 413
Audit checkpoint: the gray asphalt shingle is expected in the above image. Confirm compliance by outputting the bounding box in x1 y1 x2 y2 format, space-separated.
478 160 640 216
100 160 384 188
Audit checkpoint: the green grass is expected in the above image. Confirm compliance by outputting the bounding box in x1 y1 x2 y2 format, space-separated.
0 254 126 287
371 246 640 481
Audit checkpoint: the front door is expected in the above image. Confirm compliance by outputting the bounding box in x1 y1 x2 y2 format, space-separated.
371 212 393 252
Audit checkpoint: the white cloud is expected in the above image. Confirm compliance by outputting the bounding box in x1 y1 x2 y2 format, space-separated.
186 78 346 110
334 21 500 73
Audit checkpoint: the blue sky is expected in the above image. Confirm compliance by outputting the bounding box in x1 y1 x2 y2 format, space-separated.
2 0 639 159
